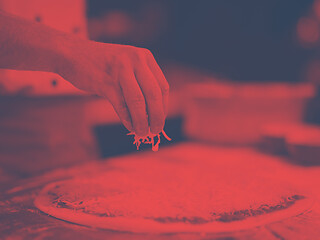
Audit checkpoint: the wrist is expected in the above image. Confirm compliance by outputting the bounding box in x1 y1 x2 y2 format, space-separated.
52 32 91 77
48 33 75 75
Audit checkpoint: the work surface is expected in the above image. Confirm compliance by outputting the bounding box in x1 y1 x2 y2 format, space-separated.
1 143 320 240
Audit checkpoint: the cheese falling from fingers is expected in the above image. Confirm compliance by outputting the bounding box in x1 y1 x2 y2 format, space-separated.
128 130 171 151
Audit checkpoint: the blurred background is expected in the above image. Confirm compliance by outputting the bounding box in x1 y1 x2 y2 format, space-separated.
1 0 320 179
87 0 316 83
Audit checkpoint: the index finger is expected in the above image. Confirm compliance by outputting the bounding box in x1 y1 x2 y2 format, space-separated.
134 65 165 135
119 68 149 136
146 53 170 116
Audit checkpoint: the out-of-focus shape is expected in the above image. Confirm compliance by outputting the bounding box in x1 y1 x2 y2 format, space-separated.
314 0 320 20
286 124 320 165
297 17 320 47
87 1 167 46
88 10 133 39
259 123 320 165
304 59 320 84
183 82 315 145
0 96 97 175
259 123 300 155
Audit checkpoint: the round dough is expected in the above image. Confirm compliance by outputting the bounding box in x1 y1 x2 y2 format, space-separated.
34 147 312 233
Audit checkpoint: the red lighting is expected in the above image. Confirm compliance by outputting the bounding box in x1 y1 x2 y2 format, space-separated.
297 17 320 45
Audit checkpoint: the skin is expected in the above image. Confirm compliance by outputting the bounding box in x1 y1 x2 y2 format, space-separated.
0 11 169 136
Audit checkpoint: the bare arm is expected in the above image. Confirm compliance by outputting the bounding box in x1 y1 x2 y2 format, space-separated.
0 11 169 136
0 10 68 73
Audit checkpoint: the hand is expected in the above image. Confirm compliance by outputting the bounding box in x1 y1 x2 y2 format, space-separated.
58 41 169 136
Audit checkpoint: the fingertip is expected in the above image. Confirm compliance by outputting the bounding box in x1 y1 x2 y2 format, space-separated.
135 126 149 137
150 128 162 135
132 112 149 136
150 119 165 135
123 119 133 132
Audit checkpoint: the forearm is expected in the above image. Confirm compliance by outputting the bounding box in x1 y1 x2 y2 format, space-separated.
0 10 72 74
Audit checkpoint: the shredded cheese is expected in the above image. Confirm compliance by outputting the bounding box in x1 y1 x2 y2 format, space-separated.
127 130 172 151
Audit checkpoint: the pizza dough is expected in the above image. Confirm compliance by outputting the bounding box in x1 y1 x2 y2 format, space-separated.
35 145 312 233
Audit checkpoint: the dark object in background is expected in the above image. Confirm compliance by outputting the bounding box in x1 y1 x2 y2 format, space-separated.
305 98 320 124
259 136 288 156
93 116 184 158
288 142 320 166
304 87 320 124
165 0 314 82
87 0 313 82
